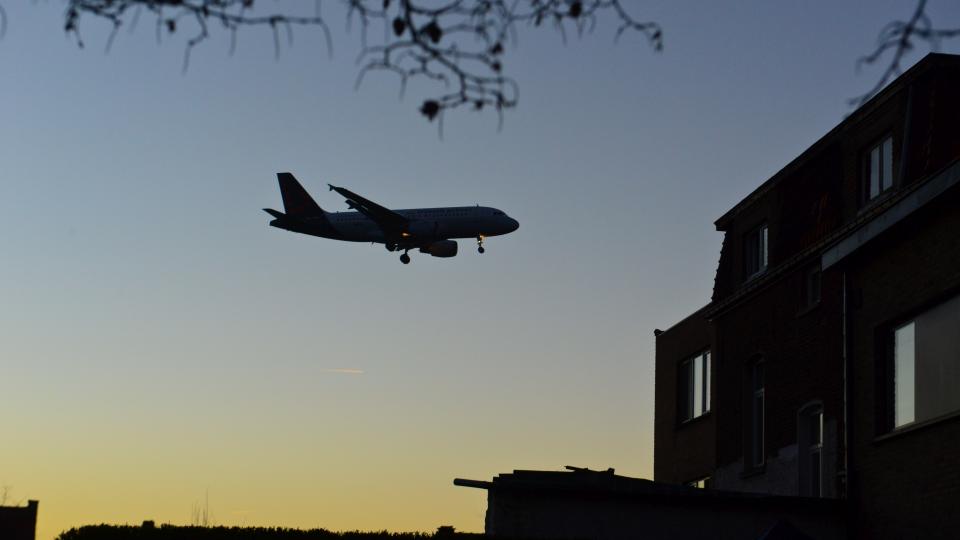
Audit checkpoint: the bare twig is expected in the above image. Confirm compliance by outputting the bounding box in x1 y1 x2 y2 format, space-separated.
59 0 661 123
853 0 960 106
347 0 661 122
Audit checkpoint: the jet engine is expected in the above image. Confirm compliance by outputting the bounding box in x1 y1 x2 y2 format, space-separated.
419 240 458 258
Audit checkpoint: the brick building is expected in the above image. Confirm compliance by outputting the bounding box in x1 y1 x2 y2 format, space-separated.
655 53 960 539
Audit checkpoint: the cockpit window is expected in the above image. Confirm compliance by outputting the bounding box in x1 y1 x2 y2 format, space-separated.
493 211 504 215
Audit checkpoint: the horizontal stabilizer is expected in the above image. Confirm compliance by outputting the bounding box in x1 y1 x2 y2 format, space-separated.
263 208 285 219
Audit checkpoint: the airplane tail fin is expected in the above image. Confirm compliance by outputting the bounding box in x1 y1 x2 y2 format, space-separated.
277 172 325 217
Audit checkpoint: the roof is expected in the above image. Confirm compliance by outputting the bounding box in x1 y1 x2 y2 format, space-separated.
454 467 840 510
713 53 960 231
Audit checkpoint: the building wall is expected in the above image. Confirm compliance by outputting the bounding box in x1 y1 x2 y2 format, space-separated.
654 53 960 538
485 489 844 540
0 501 38 540
711 265 843 498
653 307 714 484
843 185 960 540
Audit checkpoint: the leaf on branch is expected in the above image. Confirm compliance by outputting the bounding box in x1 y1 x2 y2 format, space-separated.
420 100 440 121
569 2 582 19
422 20 442 44
392 17 406 37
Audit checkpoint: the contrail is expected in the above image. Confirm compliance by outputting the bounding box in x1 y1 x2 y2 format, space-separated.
320 368 365 375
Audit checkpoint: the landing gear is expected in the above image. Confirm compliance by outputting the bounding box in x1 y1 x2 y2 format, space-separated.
400 252 411 264
385 243 397 252
477 235 486 254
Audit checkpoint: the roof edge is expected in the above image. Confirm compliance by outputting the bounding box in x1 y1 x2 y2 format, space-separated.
714 52 960 231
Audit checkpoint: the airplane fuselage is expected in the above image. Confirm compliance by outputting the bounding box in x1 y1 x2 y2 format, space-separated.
265 173 519 263
284 206 517 243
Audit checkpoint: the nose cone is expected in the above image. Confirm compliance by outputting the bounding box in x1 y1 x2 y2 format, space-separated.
508 217 520 232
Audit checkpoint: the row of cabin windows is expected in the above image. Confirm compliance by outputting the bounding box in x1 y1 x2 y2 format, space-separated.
739 134 896 283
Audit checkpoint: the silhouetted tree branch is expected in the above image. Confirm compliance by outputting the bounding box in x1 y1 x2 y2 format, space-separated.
854 0 960 106
58 1 662 124
64 1 332 71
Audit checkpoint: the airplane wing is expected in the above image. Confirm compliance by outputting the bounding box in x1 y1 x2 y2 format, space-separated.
328 184 409 234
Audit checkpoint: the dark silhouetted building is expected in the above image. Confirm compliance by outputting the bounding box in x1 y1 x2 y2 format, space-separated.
0 500 39 540
655 53 960 539
456 467 843 540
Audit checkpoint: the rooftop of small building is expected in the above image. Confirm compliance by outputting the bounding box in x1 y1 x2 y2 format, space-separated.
455 467 840 510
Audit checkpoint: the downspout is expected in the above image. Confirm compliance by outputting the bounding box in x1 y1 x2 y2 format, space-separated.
841 270 858 540
841 271 850 501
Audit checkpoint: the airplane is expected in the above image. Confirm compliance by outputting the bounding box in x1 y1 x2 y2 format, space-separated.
264 173 520 264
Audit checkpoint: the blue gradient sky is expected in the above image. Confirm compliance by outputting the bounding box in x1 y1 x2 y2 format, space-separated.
2 2 959 539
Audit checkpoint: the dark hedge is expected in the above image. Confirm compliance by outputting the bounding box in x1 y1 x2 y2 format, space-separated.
57 524 485 540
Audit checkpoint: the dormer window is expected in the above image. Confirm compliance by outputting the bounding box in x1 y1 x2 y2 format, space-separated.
744 223 768 279
865 135 894 202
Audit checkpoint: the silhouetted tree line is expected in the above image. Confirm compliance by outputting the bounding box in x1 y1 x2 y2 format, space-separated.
56 524 491 540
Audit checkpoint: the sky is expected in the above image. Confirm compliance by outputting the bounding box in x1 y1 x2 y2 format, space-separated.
1 1 959 539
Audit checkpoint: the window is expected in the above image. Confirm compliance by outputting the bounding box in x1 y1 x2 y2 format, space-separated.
801 263 821 310
865 135 894 202
685 476 712 489
889 293 960 430
744 223 768 279
679 350 711 422
748 359 765 467
798 403 824 497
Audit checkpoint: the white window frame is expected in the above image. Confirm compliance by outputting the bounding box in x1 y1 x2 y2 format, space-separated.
865 135 894 202
680 350 712 422
744 223 769 279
